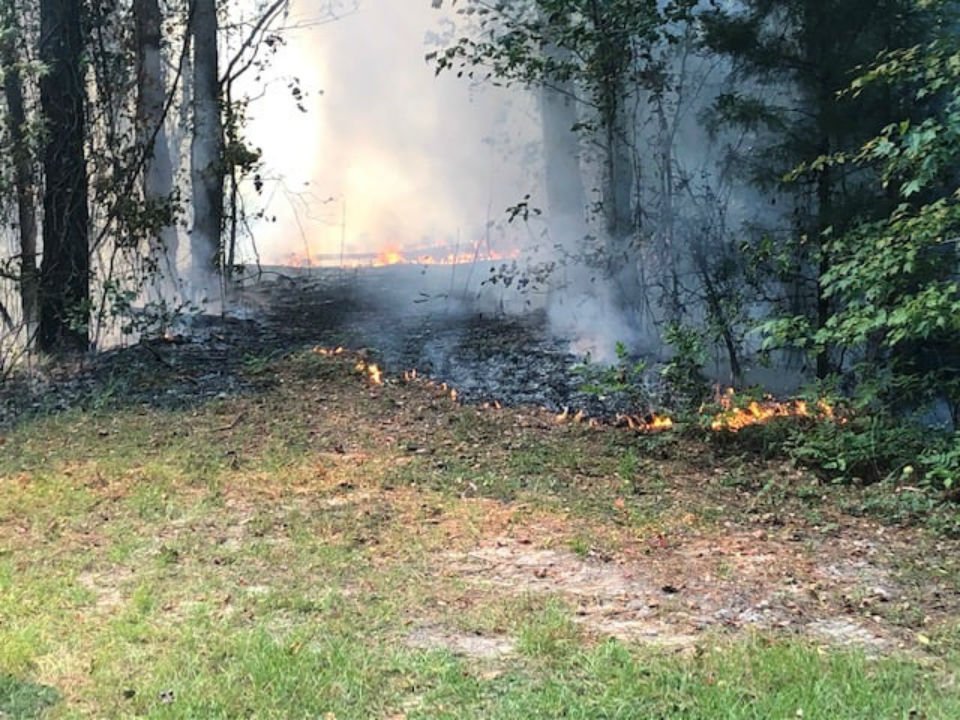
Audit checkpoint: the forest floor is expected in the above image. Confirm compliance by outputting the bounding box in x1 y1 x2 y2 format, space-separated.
2 346 960 718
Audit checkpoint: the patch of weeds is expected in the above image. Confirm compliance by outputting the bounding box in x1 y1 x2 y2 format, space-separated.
516 599 581 660
240 349 286 377
633 430 682 460
854 482 960 537
568 536 591 558
156 544 181 568
617 448 640 484
720 466 759 490
128 481 180 522
0 674 60 719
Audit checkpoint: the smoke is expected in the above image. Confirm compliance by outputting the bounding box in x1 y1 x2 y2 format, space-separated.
237 1 793 381
243 0 540 266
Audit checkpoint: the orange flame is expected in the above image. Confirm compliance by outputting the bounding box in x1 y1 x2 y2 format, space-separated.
353 359 383 386
615 413 674 432
313 346 345 357
709 389 835 432
282 244 522 269
374 247 405 266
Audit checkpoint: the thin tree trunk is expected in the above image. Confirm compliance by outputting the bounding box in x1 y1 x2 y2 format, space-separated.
38 0 90 353
0 0 38 336
539 55 587 251
190 0 223 291
135 0 178 285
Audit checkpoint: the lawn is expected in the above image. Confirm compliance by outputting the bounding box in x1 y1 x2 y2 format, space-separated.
1 349 958 718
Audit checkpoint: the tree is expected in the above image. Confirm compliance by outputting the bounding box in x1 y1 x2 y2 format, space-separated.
190 0 223 291
0 0 38 335
135 0 178 285
701 0 929 378
765 20 960 423
433 0 691 310
38 0 90 352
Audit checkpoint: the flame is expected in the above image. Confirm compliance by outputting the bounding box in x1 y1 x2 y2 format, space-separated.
645 414 674 432
281 244 522 269
352 359 383 385
709 388 836 432
374 247 405 266
615 413 674 432
372 244 521 267
313 346 345 357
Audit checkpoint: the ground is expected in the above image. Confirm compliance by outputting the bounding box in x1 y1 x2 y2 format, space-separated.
1 345 959 719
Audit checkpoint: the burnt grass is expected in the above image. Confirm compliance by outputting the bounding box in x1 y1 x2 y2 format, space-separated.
0 267 634 430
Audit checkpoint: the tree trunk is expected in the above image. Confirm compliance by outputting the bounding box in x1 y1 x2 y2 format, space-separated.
190 0 223 291
0 0 38 336
589 0 638 308
38 0 90 353
539 54 587 252
134 0 178 284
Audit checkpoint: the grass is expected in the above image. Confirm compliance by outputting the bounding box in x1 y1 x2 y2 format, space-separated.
0 349 959 717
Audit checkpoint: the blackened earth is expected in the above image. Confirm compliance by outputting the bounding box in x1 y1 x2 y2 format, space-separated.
0 265 657 430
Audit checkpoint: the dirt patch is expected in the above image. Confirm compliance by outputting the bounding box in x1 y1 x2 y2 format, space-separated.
441 528 917 650
405 625 516 659
76 571 124 612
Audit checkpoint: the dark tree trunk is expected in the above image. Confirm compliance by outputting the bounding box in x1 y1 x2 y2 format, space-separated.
0 0 38 335
38 0 90 353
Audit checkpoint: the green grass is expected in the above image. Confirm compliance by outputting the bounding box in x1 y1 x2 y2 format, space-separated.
1 350 958 717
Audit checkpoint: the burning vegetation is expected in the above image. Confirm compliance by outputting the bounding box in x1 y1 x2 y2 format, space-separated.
286 243 521 269
707 388 838 433
313 347 842 436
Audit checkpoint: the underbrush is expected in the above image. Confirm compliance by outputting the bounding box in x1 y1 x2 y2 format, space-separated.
698 407 960 536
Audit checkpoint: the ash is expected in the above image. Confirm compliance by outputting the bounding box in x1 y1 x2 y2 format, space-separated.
0 265 653 429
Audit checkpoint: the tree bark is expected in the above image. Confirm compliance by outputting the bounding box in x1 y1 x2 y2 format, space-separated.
190 0 223 289
0 0 38 336
38 0 90 353
134 0 178 284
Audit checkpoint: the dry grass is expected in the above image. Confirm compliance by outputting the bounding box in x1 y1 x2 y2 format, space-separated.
1 349 959 718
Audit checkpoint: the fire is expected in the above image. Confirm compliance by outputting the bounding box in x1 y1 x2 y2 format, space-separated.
371 245 520 268
313 346 345 357
352 360 383 385
374 247 405 266
615 413 674 432
280 244 522 269
556 408 674 433
708 388 836 432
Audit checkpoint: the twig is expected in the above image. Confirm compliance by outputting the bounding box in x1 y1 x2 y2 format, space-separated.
140 341 175 369
213 412 246 432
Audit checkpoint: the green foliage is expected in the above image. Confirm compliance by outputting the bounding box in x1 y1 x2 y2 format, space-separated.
754 4 960 517
101 278 198 339
918 432 960 492
431 0 695 101
661 323 709 410
785 414 929 485
574 341 649 409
